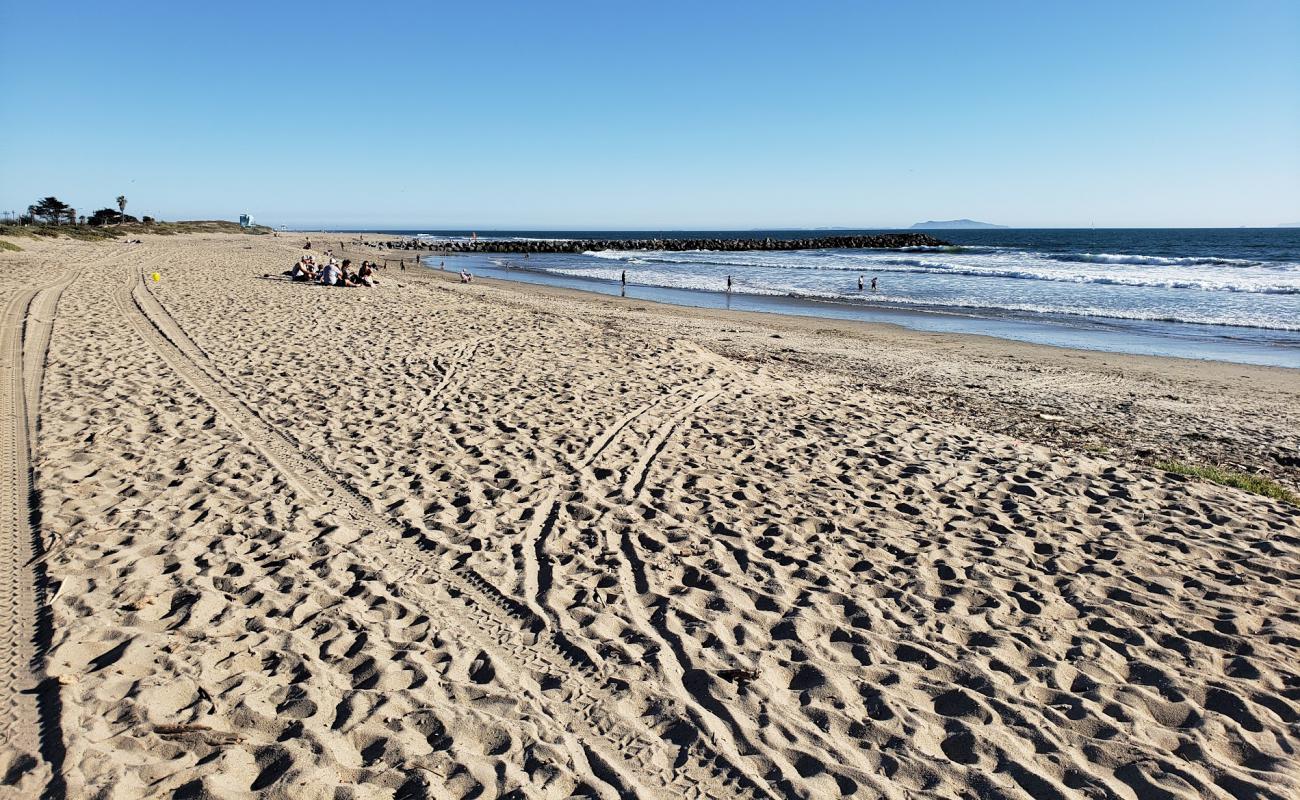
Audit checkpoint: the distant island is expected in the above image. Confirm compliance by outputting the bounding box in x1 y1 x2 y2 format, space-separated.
910 219 1009 230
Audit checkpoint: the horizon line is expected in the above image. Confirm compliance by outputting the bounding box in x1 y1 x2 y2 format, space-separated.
284 224 1300 232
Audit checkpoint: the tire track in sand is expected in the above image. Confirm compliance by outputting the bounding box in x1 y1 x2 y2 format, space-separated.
478 335 797 796
514 377 731 683
564 375 821 800
412 338 485 415
1 265 82 800
120 265 770 799
490 345 811 798
621 387 723 503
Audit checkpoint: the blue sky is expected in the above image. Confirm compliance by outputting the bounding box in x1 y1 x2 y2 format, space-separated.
2 1 1297 229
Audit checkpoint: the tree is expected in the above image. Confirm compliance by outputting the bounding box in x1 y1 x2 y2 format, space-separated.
31 196 72 225
88 208 138 226
116 195 127 226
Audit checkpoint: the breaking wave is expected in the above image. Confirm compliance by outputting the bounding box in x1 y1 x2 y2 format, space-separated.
582 249 1300 294
1058 252 1263 267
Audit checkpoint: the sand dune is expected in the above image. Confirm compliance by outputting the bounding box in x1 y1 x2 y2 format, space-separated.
1 232 1297 799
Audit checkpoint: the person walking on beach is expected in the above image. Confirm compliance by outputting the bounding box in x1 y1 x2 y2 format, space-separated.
726 275 733 293
621 269 627 297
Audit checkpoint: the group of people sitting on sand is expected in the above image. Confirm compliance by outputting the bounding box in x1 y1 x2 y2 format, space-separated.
289 254 380 287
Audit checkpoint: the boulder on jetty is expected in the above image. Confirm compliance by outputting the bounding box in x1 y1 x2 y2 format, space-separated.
385 233 950 253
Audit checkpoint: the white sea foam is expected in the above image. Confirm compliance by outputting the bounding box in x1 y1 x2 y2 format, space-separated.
803 294 1300 332
579 248 1300 295
474 234 1300 334
1061 252 1262 267
542 262 1300 330
852 259 1300 294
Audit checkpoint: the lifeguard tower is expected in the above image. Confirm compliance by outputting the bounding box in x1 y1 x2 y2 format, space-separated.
239 213 254 228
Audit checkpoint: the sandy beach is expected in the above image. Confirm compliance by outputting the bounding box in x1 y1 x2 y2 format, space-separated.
1 230 1298 799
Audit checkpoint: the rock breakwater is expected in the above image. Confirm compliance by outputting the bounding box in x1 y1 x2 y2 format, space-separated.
365 233 950 253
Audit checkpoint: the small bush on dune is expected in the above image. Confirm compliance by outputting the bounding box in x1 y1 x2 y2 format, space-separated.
0 219 271 242
1156 460 1298 505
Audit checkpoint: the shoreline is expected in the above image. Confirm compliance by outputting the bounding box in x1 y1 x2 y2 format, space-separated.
298 234 1300 387
412 249 1300 370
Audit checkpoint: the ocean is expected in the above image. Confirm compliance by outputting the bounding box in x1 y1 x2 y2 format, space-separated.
367 228 1300 368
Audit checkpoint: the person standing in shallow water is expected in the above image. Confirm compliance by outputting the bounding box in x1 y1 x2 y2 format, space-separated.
726 275 733 293
871 277 878 292
858 275 864 291
621 270 627 297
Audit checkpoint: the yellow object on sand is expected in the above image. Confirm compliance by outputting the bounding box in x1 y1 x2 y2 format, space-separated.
151 272 161 282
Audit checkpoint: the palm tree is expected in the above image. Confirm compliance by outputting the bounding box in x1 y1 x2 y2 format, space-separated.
116 195 127 225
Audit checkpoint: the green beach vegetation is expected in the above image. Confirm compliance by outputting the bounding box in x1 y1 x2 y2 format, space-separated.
1 196 272 240
1156 459 1298 506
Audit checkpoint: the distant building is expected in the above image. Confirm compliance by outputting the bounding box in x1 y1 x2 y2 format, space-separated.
239 213 254 228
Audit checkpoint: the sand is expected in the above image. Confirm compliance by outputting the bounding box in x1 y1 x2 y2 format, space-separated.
1 230 1297 799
